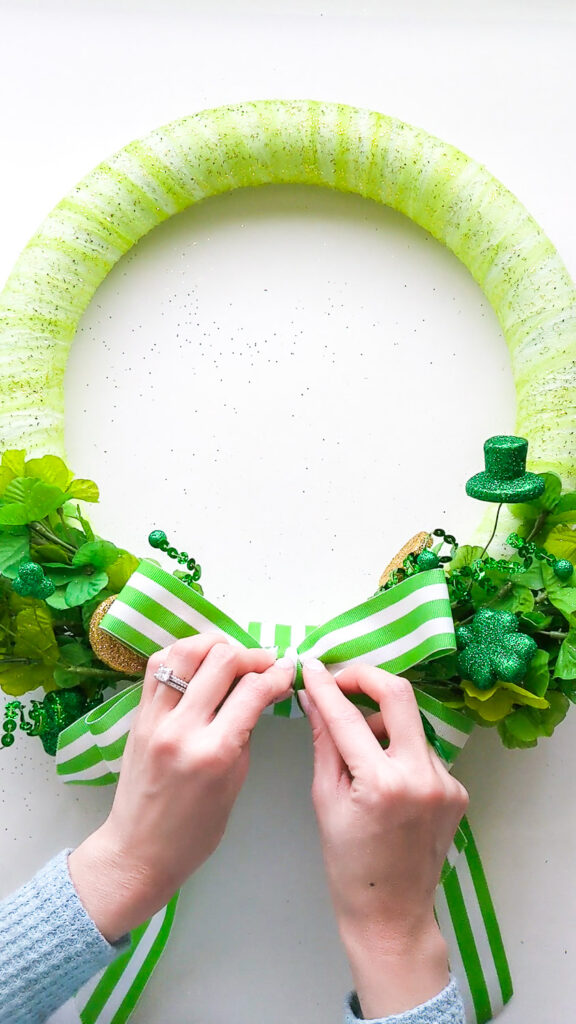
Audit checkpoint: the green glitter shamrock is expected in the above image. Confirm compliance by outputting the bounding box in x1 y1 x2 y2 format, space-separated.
455 607 538 690
12 561 55 599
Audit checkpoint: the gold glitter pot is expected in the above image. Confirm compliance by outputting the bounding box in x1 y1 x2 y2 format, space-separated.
89 595 148 674
379 532 432 587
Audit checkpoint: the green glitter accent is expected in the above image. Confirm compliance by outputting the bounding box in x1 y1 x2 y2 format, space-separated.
416 550 440 570
1 689 104 757
456 607 538 690
466 436 545 504
12 560 56 599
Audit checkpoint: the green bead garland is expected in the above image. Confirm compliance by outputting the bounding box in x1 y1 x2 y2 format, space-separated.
147 530 202 584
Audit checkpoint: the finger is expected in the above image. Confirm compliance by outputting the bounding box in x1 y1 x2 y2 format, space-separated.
300 690 348 793
144 632 229 712
363 711 389 746
175 643 277 720
333 664 430 765
210 659 295 748
302 660 384 777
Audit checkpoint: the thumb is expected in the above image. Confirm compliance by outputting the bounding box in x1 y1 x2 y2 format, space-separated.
300 687 345 793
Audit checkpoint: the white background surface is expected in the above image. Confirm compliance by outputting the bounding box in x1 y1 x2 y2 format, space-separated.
0 1 575 1021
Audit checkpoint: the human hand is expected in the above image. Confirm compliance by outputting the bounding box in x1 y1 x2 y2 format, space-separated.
301 660 468 1018
69 634 294 943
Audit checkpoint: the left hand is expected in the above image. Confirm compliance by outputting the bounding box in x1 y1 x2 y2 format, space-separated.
69 634 294 942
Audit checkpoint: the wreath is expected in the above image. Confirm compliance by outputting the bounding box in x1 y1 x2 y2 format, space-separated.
1 100 575 1024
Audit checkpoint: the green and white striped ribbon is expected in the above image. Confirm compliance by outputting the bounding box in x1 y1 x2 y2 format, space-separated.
54 561 511 1024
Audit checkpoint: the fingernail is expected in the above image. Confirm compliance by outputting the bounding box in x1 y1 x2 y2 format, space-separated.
302 657 324 672
276 655 295 669
273 687 295 704
265 645 279 658
299 691 311 715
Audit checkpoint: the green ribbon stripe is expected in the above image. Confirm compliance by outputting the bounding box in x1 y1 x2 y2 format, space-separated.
101 561 455 674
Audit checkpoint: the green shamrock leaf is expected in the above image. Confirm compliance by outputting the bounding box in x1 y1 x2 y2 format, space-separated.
24 455 73 491
0 530 30 577
105 551 140 592
64 571 109 607
497 691 569 748
65 479 99 502
0 450 25 496
509 472 562 538
542 564 576 620
448 546 485 571
0 478 67 525
456 607 538 689
554 619 576 681
522 648 551 697
13 605 59 663
544 525 576 564
72 540 120 570
0 662 56 696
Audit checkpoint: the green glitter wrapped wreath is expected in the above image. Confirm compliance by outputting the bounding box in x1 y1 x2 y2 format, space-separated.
0 100 576 754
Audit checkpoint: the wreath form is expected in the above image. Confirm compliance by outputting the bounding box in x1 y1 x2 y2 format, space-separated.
0 100 575 483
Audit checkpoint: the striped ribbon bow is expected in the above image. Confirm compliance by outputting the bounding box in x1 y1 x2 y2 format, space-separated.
53 560 512 1024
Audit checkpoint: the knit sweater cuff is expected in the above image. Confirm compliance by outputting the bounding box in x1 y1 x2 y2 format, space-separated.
0 848 130 1024
344 978 465 1024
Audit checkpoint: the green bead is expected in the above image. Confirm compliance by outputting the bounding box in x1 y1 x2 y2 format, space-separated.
2 720 16 733
148 529 167 549
167 547 178 559
506 533 522 549
177 551 189 564
1 733 14 747
416 550 440 570
554 559 574 581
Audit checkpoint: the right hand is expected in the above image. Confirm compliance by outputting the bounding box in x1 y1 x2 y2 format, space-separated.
301 659 468 1019
69 634 294 942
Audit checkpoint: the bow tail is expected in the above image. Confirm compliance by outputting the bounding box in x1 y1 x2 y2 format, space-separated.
437 818 513 1024
418 690 513 1023
45 899 178 1024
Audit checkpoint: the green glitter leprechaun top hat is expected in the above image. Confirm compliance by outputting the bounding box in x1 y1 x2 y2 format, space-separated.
465 435 545 503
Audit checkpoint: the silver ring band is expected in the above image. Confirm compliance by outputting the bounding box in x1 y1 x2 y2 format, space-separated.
153 663 190 694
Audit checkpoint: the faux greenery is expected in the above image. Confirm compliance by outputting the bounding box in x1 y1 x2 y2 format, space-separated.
0 449 141 714
1 448 576 753
404 472 576 748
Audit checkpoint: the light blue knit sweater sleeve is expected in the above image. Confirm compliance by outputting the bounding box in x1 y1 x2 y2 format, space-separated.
344 981 465 1023
0 850 465 1024
0 848 130 1024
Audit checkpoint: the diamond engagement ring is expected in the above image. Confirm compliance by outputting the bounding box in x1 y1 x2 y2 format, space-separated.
153 664 190 694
